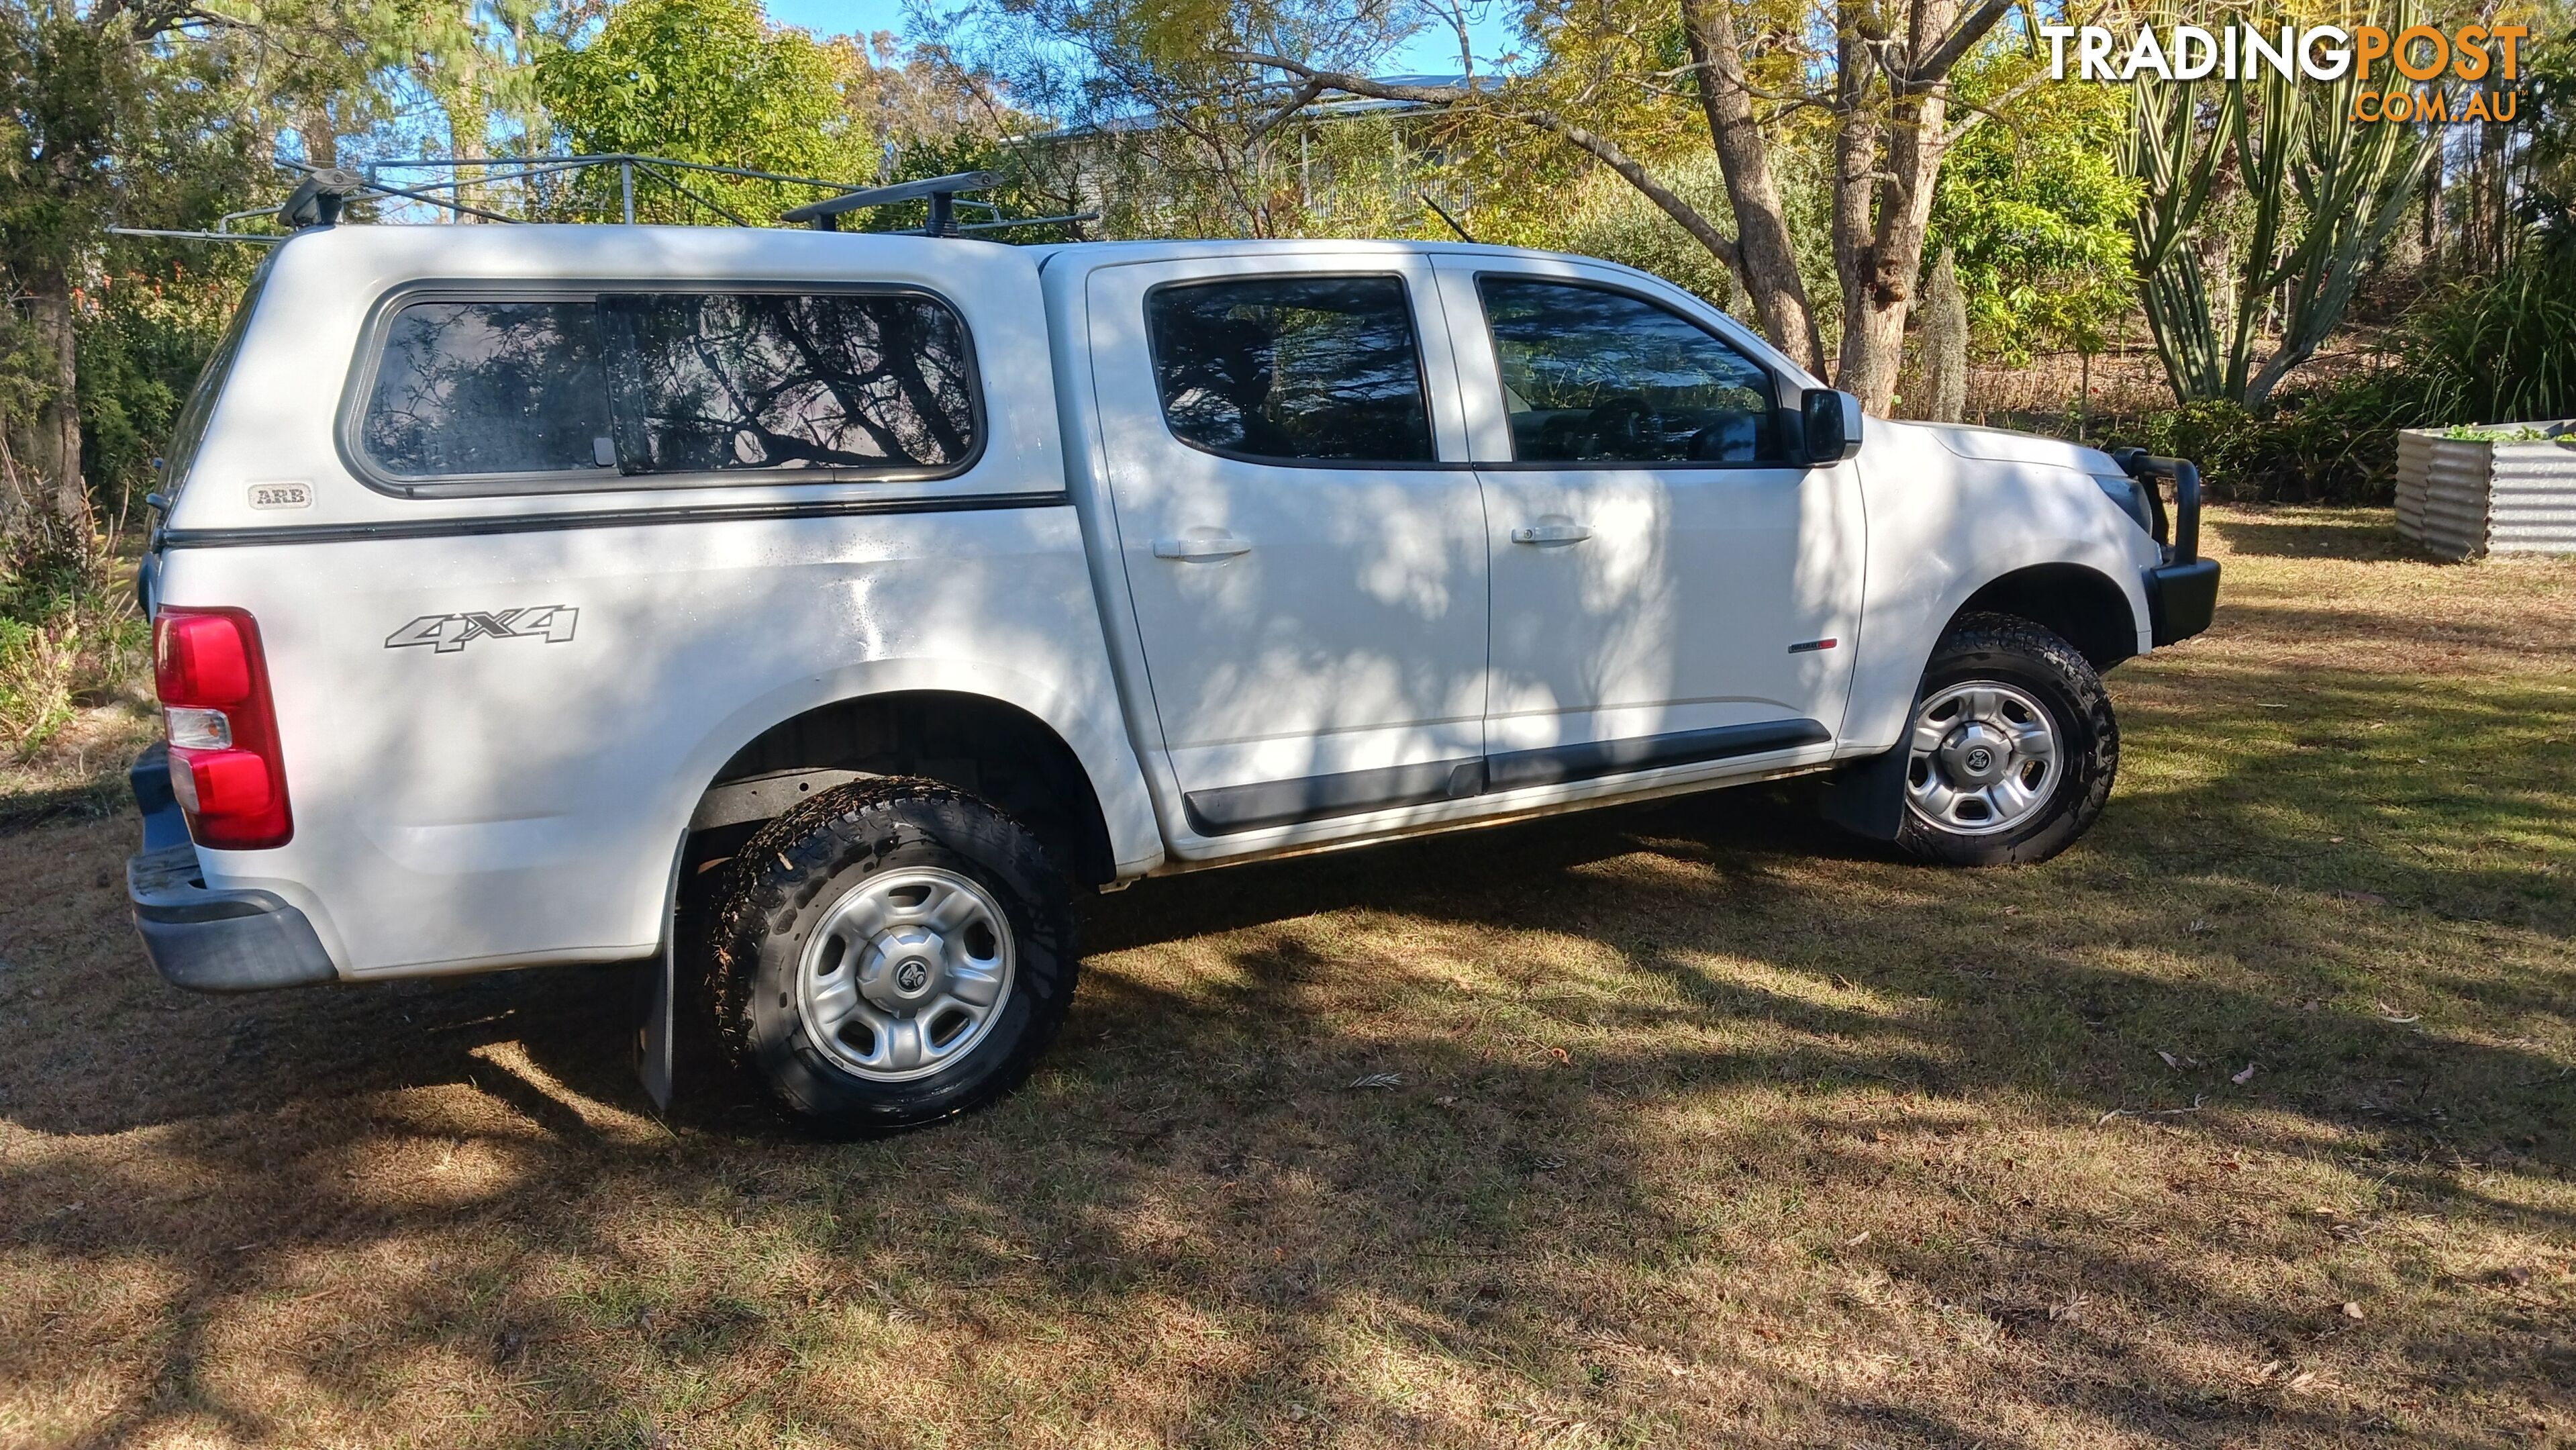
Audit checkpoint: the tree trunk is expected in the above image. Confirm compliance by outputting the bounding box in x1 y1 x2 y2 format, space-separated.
1922 245 1967 422
1675 0 1824 374
1828 25 1878 397
2418 134 2442 278
25 275 94 537
299 109 339 168
1835 0 1959 416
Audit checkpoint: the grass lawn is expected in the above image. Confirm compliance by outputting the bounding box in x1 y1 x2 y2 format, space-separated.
1 505 2570 1448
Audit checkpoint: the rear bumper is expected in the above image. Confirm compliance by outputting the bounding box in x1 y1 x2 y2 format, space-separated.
127 744 337 992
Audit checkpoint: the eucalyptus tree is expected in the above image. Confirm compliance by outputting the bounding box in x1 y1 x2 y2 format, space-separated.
1197 0 2034 411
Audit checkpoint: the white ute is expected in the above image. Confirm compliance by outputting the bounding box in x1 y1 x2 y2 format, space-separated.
130 215 2220 1131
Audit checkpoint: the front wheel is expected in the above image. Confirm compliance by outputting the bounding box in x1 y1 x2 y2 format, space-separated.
708 778 1078 1134
1893 614 2118 867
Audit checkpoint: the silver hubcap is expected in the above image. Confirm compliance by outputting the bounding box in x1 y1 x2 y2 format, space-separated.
1905 681 2061 836
797 867 1015 1082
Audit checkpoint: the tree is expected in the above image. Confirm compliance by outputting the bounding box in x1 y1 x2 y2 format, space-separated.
3 0 258 536
3 0 510 539
1926 53 2136 365
2125 23 2428 407
1191 0 2024 410
535 0 875 223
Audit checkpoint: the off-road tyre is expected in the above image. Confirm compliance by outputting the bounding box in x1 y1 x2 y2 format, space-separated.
1893 613 2118 867
707 777 1077 1134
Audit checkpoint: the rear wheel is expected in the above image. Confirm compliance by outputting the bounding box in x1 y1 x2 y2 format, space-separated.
1893 614 2117 867
709 778 1077 1134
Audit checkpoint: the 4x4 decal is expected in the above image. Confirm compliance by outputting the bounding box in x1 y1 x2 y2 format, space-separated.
386 606 579 653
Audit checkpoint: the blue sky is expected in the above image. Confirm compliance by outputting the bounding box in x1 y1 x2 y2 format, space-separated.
760 0 1524 77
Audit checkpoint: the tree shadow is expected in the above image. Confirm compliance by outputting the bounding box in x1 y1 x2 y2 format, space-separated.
3 635 2571 1443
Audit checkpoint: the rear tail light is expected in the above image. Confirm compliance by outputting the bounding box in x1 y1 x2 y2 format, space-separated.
155 607 292 849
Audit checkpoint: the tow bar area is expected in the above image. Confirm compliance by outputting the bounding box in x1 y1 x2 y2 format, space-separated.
126 743 339 992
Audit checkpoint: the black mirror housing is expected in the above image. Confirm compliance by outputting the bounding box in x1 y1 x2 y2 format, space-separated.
1799 388 1864 465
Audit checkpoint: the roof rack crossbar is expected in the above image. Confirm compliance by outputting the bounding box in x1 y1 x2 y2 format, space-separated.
782 170 1003 234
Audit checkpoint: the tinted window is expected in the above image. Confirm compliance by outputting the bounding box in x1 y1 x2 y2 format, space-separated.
361 301 613 477
1478 279 1777 464
1147 276 1434 463
601 292 975 471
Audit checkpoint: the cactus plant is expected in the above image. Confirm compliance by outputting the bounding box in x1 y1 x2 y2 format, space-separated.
2126 19 2430 407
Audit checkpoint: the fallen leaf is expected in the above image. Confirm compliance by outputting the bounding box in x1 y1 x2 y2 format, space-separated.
2158 1050 2182 1069
2287 1370 2320 1393
2232 1062 2260 1085
1844 1231 1871 1247
1347 1072 1403 1090
2341 1301 2365 1320
1433 1095 1458 1107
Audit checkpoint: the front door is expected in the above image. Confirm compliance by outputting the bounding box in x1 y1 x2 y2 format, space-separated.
1087 254 1489 839
1434 258 1863 791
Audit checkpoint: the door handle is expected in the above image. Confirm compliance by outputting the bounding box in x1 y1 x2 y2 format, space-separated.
1509 523 1593 544
1151 535 1252 561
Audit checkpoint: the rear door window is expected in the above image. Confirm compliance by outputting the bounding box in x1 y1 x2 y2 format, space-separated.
1145 276 1434 464
352 289 978 487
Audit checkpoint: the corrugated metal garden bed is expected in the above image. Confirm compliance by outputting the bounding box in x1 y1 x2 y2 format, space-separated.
2396 420 2576 560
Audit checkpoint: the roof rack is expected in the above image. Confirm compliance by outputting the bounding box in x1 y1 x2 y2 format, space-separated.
781 169 1095 237
108 156 1094 244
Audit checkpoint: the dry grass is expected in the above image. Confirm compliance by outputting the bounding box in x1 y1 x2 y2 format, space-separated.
3 506 2571 1449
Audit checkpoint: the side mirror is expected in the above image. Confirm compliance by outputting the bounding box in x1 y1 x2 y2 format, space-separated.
1801 388 1864 465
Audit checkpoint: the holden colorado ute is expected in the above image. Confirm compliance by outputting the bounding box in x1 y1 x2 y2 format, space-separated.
129 220 2219 1132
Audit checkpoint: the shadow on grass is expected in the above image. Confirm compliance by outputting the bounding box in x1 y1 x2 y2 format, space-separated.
2203 508 2426 563
3 634 2571 1443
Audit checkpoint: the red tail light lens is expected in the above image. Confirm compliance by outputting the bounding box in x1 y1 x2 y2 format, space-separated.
154 606 292 849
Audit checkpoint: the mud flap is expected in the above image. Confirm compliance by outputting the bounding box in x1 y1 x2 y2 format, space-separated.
1819 742 1908 841
634 839 685 1114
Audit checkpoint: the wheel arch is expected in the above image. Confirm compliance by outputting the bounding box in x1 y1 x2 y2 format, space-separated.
693 689 1122 888
1950 563 2142 672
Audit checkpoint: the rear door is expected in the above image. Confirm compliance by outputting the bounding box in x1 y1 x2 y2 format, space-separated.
1084 253 1489 839
1434 257 1863 789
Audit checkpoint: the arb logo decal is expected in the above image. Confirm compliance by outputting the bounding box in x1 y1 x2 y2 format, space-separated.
386 606 579 653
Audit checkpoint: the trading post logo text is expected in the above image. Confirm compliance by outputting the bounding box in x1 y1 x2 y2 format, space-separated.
2040 21 2531 123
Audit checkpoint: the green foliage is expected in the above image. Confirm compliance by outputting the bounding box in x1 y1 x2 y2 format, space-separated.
536 0 875 222
1516 155 1737 307
2401 245 2576 429
0 616 79 761
75 263 248 525
1930 64 2137 362
2109 377 2418 504
2126 8 2428 408
0 524 142 759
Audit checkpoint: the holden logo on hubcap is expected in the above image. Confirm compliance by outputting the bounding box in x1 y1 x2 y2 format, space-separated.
1965 746 1994 772
895 959 930 993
